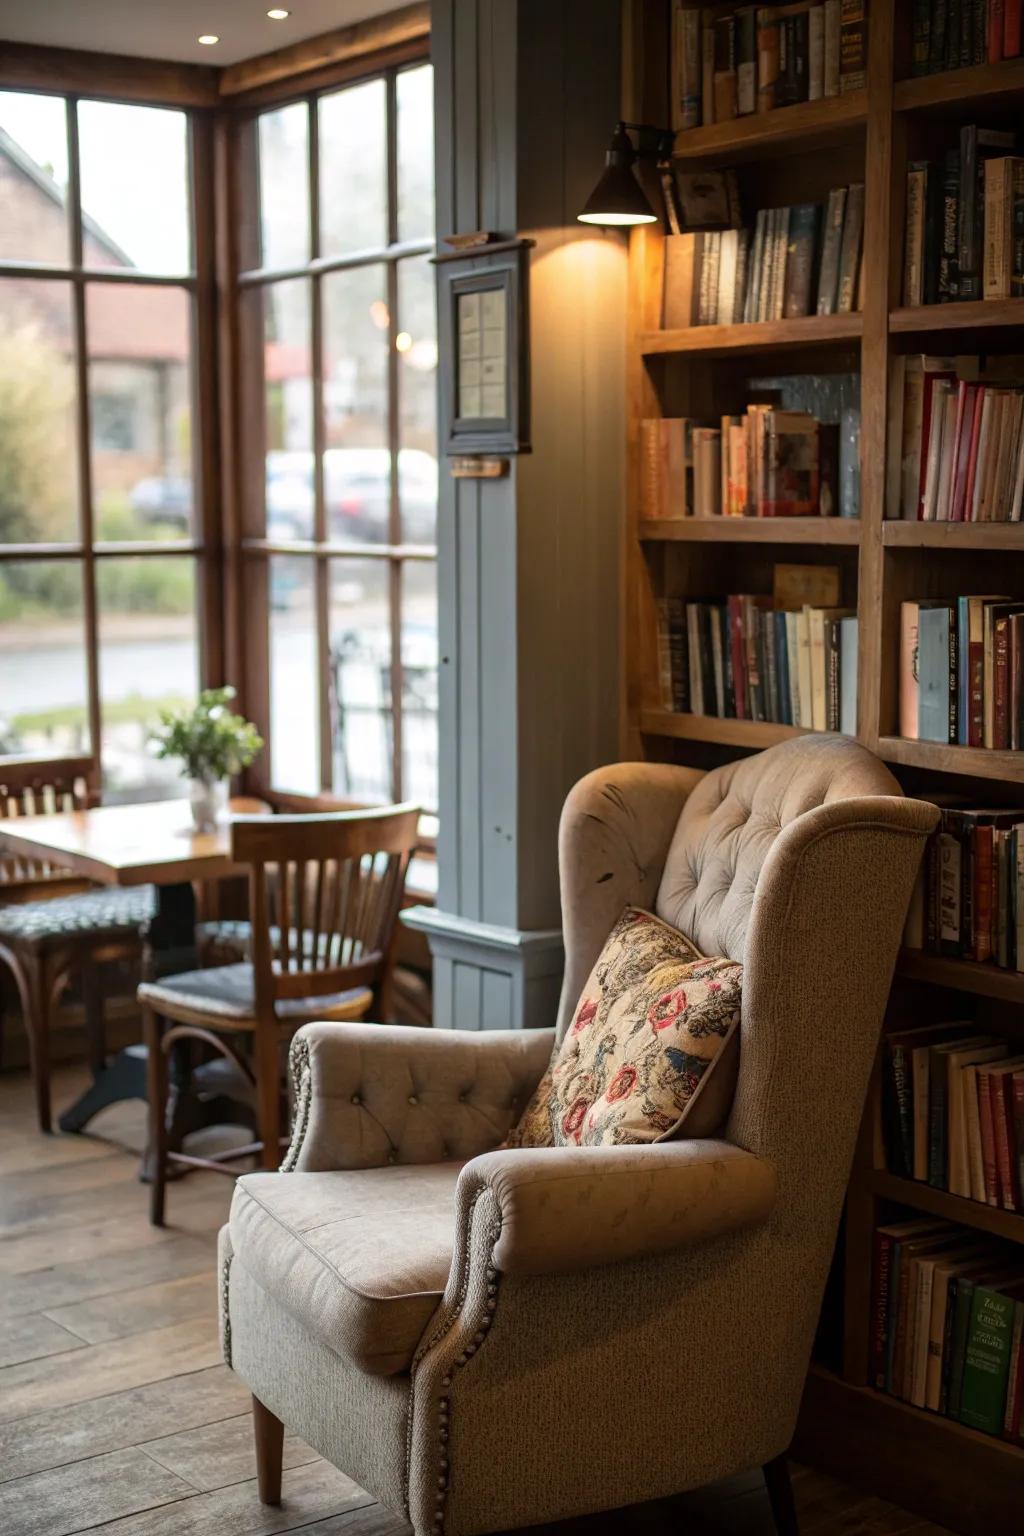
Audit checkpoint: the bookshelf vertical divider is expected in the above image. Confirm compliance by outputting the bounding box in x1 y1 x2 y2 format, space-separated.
623 2 1024 1530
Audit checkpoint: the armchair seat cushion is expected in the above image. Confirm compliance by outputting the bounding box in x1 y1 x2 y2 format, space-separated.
228 1162 462 1375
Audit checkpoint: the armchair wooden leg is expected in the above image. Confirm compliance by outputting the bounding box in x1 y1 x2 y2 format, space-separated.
254 1029 282 1171
252 1394 284 1505
143 1006 168 1226
763 1454 799 1536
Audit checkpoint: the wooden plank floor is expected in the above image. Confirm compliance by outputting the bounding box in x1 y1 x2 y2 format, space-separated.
0 1065 953 1536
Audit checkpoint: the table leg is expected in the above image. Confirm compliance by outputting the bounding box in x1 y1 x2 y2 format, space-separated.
58 882 199 1135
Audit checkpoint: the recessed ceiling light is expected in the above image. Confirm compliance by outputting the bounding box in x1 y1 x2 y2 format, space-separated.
197 34 220 46
267 7 290 17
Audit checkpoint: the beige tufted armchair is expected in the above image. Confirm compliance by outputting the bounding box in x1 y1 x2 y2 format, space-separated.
218 735 937 1536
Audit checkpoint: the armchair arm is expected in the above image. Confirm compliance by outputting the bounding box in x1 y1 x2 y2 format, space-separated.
556 762 705 1036
283 1021 554 1173
455 1139 777 1277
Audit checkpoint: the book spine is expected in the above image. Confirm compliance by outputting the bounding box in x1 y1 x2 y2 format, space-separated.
816 187 846 315
975 826 995 963
993 1072 1020 1210
995 615 1011 750
892 1045 915 1177
712 13 739 122
947 0 964 68
978 1067 1000 1204
872 1230 894 1390
940 148 961 300
656 599 674 709
947 1277 975 1419
809 5 825 100
990 0 1006 61
904 167 927 306
736 6 758 114
984 157 1014 301
701 7 715 127
927 1052 949 1189
783 204 818 318
1007 0 1023 57
824 0 841 95
929 0 949 72
960 1286 1015 1434
672 4 703 131
1014 1075 1024 1211
837 182 864 312
667 597 689 713
756 7 779 112
911 0 931 74
839 0 867 91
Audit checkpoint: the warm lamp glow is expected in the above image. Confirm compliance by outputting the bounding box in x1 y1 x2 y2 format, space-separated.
578 210 657 226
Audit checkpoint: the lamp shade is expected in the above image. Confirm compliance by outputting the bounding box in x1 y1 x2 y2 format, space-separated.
577 125 659 227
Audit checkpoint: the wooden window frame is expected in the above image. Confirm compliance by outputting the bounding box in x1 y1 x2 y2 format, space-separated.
219 46 436 813
0 75 221 781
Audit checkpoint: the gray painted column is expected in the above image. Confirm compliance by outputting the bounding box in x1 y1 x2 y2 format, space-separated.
404 0 625 1030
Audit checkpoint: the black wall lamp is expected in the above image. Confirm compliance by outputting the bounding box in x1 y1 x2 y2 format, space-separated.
577 121 674 228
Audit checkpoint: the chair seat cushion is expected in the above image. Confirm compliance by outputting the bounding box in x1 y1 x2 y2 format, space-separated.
228 1163 461 1374
137 961 372 1027
0 884 156 948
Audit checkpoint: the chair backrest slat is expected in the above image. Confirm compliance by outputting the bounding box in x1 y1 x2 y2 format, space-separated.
0 756 99 894
234 803 420 1012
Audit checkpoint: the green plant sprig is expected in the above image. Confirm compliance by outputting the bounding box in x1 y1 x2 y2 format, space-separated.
151 686 263 784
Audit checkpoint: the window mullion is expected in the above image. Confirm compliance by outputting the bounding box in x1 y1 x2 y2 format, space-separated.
67 95 102 772
309 97 333 791
385 71 403 801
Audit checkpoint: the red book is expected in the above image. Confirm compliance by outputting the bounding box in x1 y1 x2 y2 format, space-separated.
974 826 995 962
727 595 747 720
1005 0 1022 58
1012 614 1024 750
918 370 957 521
951 384 979 522
962 385 987 523
995 615 1011 750
990 0 1006 60
871 1228 894 1390
1013 1072 1024 1212
991 1065 1022 1211
979 1064 1000 1205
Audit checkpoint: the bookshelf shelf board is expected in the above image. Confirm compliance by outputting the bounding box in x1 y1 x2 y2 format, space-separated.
894 57 1024 117
878 737 1024 783
640 314 862 358
889 298 1024 334
868 1169 1024 1244
881 521 1024 549
897 947 1024 1005
671 90 867 163
796 1365 1024 1536
638 517 861 545
640 710 810 749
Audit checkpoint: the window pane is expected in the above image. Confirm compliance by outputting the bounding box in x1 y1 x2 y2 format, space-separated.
318 79 386 258
396 65 434 242
264 278 314 541
258 103 309 270
0 280 78 543
269 555 318 794
0 561 88 757
322 265 389 545
401 560 438 812
86 283 194 542
330 559 391 801
397 256 438 544
97 556 198 801
0 92 70 265
78 101 190 276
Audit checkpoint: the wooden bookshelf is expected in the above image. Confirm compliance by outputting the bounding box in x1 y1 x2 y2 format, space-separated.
623 4 1024 1531
640 313 861 356
672 88 867 162
639 517 861 544
639 710 808 749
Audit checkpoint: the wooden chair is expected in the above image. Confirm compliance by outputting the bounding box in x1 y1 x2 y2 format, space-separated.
140 802 420 1225
0 756 154 1132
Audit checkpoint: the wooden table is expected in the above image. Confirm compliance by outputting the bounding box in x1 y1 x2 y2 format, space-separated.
0 797 266 1138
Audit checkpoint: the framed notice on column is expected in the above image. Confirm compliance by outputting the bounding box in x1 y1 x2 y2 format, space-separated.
436 238 532 456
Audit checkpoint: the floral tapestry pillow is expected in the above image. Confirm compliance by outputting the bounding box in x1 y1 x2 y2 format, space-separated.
507 907 742 1148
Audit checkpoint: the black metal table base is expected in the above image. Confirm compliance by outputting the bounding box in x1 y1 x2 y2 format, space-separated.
56 880 253 1174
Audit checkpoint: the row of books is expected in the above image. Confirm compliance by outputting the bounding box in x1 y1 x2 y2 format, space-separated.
870 1216 1024 1439
642 406 859 519
670 2 867 132
910 0 1023 76
892 356 1024 522
899 598 1024 748
882 1024 1024 1205
662 185 864 328
655 590 857 732
901 125 1020 306
905 809 1024 969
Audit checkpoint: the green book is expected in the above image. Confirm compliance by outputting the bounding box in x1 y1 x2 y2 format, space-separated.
959 1283 1018 1434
